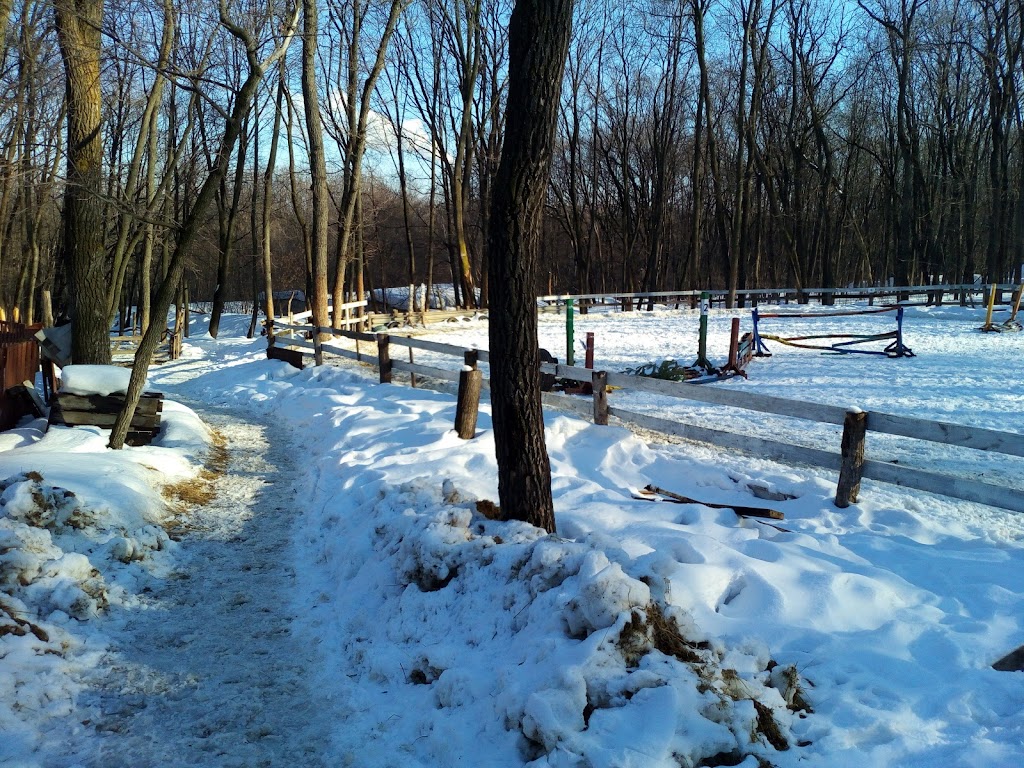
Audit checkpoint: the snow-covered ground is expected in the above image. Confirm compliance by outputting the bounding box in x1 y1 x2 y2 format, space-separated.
2 300 1023 767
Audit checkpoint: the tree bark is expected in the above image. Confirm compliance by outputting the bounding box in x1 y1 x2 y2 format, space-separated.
302 0 330 338
487 0 573 534
55 0 110 364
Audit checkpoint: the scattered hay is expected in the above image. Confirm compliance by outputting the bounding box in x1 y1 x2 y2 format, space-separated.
615 603 709 668
647 602 705 665
767 661 813 713
162 429 228 510
617 610 651 667
753 699 789 751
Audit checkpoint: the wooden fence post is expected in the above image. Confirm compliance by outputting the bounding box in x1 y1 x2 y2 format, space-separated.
835 409 867 507
593 370 609 425
455 353 482 439
584 332 595 369
377 334 392 383
727 317 740 370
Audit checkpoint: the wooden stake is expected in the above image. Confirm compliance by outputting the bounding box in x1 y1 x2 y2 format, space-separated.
455 366 482 439
835 409 868 507
585 332 595 369
983 283 997 329
377 334 392 384
592 370 609 425
409 347 416 388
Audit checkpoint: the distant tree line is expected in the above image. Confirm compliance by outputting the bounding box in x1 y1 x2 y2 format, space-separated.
1 0 1023 349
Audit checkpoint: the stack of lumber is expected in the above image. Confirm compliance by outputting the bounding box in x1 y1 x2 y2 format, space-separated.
48 391 163 446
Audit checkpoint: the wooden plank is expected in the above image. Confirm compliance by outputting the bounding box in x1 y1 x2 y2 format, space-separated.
388 335 480 358
540 391 592 418
13 382 47 417
267 346 304 370
548 366 1024 459
330 299 368 312
641 484 784 520
272 322 311 334
861 460 1024 514
390 359 461 383
866 412 1024 457
52 409 161 429
314 326 377 343
608 406 842 472
319 343 368 363
331 316 367 328
604 370 850 425
279 338 317 352
56 393 162 415
541 362 591 383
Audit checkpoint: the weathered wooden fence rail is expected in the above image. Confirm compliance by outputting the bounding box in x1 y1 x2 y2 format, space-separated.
268 324 1024 515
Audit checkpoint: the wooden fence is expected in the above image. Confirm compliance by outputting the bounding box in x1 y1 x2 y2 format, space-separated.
538 282 1019 313
0 322 41 431
267 323 1024 515
109 328 182 365
273 299 485 335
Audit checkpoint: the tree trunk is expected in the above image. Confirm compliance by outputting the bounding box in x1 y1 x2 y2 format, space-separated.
262 59 286 328
302 0 331 338
55 0 110 364
487 0 573 534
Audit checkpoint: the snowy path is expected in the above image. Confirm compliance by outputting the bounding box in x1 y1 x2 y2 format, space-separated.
55 407 331 768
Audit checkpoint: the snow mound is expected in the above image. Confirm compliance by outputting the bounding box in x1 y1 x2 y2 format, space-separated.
314 475 810 766
0 470 179 754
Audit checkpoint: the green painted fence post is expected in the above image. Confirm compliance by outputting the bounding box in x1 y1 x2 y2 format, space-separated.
566 298 575 367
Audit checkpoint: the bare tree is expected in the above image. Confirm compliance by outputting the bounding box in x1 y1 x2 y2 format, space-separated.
55 0 109 362
110 0 300 448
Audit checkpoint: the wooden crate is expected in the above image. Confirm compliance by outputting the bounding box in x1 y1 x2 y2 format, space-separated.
48 391 164 446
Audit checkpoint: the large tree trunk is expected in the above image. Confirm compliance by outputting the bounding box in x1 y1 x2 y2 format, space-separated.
487 0 573 534
55 0 110 363
302 0 330 337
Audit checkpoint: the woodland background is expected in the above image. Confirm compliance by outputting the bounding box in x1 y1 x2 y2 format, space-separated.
1 0 1023 331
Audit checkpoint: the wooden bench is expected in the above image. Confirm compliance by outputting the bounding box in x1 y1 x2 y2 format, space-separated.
48 391 164 446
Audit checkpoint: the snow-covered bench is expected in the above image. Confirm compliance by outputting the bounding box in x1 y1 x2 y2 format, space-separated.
46 365 163 446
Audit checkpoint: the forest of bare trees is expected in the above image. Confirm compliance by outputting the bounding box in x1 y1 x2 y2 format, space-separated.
2 0 1023 341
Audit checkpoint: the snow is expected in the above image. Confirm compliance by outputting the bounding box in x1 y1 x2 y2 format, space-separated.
59 365 145 396
1 301 1023 767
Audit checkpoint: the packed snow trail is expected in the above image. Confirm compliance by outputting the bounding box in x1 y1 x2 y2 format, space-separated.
55 407 331 768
